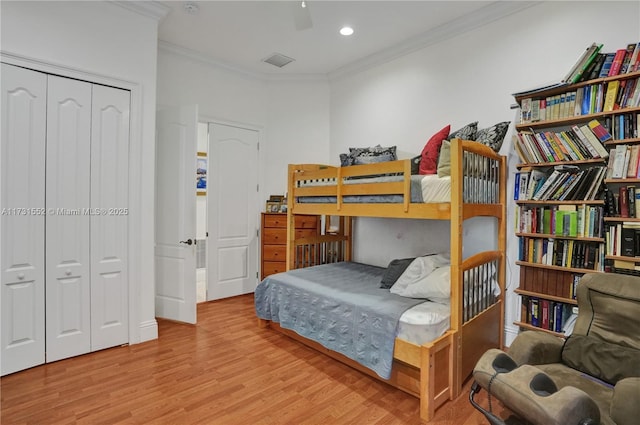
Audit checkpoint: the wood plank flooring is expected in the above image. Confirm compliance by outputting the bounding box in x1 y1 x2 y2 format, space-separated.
1 294 509 424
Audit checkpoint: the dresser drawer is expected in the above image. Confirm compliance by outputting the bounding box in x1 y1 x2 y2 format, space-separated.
295 229 317 239
295 215 318 229
263 214 287 228
263 261 286 277
263 244 286 261
263 228 286 244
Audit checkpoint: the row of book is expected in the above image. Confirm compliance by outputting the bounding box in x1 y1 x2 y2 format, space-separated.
518 238 605 271
563 42 640 85
514 165 606 202
515 204 604 239
604 186 639 218
605 222 640 258
519 267 582 300
603 113 639 141
607 144 640 180
520 296 578 334
520 78 640 124
609 258 640 276
513 120 610 164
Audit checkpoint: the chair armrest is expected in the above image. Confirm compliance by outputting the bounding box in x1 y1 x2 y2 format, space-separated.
611 377 640 425
507 330 564 366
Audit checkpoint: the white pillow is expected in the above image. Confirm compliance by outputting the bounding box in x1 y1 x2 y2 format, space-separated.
389 254 450 298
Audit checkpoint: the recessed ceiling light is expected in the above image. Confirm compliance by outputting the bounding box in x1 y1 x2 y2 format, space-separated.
340 26 354 36
183 2 199 15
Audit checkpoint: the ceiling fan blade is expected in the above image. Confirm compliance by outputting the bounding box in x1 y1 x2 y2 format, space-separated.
291 1 312 31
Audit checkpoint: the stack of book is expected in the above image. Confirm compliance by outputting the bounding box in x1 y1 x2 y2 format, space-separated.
520 295 578 334
562 42 640 85
605 221 640 258
513 120 611 164
518 268 582 299
516 204 604 238
518 237 605 271
514 164 606 202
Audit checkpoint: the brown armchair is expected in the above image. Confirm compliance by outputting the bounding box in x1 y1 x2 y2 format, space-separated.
470 273 640 425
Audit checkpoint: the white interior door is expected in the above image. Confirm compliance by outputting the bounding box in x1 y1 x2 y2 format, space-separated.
90 84 130 350
1 64 47 375
207 123 259 300
45 75 92 362
155 105 198 323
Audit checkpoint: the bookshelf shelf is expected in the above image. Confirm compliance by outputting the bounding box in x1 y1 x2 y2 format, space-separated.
516 158 604 169
515 106 640 131
603 216 640 222
514 288 578 305
605 137 640 146
515 200 604 206
514 321 566 338
516 261 604 274
604 178 640 184
605 254 640 261
516 232 604 242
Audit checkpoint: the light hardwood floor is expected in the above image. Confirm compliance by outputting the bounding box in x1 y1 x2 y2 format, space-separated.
1 295 508 424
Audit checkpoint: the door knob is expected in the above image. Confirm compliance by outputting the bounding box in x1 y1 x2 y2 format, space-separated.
179 239 193 245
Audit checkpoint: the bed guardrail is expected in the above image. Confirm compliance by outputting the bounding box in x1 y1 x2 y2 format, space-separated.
460 252 502 324
292 234 348 269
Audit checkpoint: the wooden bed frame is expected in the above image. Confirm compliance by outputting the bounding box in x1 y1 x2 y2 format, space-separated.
258 138 507 423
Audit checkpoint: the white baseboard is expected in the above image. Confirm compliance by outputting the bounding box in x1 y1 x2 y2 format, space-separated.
137 319 158 343
504 325 520 348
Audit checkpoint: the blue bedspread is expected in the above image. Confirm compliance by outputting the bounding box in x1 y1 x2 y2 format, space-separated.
254 262 425 379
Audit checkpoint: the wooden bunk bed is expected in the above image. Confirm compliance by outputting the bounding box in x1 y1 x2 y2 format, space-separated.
256 138 506 423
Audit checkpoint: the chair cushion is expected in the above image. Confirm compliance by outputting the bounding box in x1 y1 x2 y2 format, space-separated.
562 334 640 385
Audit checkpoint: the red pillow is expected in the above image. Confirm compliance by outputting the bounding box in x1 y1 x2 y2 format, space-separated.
419 125 451 175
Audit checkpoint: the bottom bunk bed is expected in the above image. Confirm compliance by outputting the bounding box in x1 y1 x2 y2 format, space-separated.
255 252 503 423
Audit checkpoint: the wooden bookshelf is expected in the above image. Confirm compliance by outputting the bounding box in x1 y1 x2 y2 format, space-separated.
514 288 577 306
514 321 566 338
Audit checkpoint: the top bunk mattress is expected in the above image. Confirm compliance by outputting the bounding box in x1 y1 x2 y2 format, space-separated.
297 174 452 203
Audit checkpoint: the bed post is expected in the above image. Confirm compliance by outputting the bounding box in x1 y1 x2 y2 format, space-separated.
287 164 296 271
449 138 463 398
498 154 507 350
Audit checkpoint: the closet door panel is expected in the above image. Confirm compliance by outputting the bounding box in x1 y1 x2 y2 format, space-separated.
45 75 92 362
90 84 130 350
1 64 47 375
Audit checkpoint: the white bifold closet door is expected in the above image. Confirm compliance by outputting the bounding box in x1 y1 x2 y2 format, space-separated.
1 64 130 375
1 64 47 375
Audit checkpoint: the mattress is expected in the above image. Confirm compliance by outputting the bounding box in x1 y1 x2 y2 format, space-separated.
296 174 452 203
398 300 450 345
254 262 449 379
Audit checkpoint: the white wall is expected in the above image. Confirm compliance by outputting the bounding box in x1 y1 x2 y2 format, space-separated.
329 0 640 345
156 50 330 202
0 0 162 343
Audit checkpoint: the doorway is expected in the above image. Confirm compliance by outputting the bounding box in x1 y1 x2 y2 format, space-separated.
198 121 260 303
196 123 208 303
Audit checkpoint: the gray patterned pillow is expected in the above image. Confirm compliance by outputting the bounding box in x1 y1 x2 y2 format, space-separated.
475 121 510 152
448 121 478 141
349 145 397 165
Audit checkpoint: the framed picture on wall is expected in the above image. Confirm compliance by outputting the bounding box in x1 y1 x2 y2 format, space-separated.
197 152 207 196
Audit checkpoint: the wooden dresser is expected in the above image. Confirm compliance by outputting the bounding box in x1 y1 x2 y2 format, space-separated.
261 213 319 280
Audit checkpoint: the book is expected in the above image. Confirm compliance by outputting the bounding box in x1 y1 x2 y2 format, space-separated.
598 53 616 78
571 125 599 158
570 43 603 84
603 81 619 112
627 43 640 73
628 186 636 218
611 144 629 179
587 119 613 143
627 145 640 178
620 43 637 74
578 124 609 158
563 42 599 83
620 186 630 218
609 49 627 77
586 53 607 80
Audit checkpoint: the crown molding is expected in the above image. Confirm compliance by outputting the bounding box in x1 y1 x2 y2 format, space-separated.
158 41 328 83
110 1 171 22
327 1 542 81
157 1 541 83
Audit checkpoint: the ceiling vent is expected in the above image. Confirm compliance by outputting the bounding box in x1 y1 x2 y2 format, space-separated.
262 53 295 68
